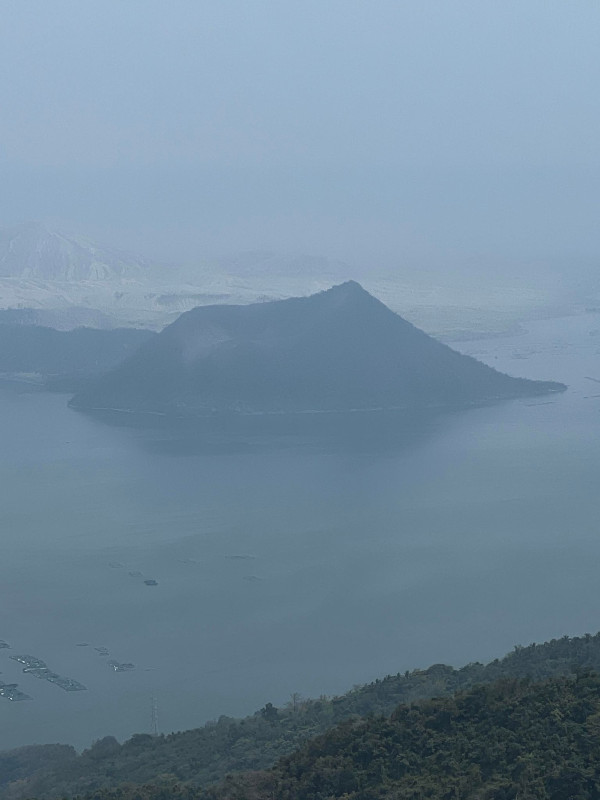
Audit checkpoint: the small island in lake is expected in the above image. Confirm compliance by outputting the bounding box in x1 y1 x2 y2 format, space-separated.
70 282 565 416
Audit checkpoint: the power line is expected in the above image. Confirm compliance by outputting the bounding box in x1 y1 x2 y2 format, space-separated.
151 696 159 737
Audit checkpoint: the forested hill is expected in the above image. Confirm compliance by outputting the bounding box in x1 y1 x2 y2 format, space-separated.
204 672 600 800
4 632 600 799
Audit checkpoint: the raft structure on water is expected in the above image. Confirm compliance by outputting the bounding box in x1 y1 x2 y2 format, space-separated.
0 681 30 701
10 654 87 692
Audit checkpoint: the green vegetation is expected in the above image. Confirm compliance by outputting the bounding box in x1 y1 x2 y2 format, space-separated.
204 672 600 800
4 633 600 799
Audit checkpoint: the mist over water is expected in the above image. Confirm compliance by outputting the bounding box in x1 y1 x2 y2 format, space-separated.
1 312 599 751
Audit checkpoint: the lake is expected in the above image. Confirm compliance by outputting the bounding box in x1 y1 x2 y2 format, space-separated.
0 312 599 751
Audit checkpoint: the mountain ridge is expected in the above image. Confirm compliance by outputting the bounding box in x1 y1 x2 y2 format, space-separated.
70 281 566 416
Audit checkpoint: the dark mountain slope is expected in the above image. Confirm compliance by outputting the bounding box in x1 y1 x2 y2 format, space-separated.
70 282 565 414
0 324 156 389
4 632 600 799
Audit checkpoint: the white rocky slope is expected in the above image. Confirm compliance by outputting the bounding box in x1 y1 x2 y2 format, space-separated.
0 222 147 281
0 223 577 338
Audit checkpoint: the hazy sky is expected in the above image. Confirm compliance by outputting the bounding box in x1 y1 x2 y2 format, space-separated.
0 1 599 275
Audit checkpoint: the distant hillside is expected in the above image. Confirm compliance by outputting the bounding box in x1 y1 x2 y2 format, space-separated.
70 281 565 415
4 632 600 799
0 222 147 281
0 324 156 390
0 307 120 331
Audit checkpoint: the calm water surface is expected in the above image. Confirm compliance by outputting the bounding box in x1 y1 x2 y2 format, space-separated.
0 313 599 750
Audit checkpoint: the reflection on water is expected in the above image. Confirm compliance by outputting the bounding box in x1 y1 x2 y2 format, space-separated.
83 405 465 457
0 313 599 752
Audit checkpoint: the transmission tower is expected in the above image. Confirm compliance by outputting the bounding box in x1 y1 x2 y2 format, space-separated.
151 696 159 737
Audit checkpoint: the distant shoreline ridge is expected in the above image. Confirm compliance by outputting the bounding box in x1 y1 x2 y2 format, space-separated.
71 389 567 420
